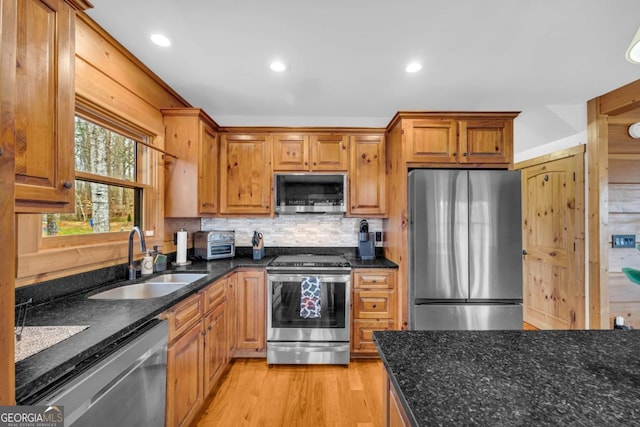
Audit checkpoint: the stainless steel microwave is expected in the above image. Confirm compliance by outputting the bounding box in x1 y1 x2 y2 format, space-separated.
274 173 347 214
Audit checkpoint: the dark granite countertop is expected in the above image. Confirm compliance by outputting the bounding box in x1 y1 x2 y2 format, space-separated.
15 256 270 404
15 250 396 404
374 330 640 426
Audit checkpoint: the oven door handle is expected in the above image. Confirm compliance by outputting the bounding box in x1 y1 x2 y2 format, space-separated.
267 273 351 282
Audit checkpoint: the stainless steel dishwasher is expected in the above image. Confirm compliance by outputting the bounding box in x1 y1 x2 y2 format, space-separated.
37 320 168 427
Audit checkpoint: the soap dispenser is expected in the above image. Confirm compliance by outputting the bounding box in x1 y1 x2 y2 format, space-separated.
141 250 154 276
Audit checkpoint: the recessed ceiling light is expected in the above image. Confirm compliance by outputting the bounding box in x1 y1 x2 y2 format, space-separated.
270 61 287 72
150 34 171 47
405 62 422 73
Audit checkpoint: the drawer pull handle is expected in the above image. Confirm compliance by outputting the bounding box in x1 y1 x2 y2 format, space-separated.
372 304 377 308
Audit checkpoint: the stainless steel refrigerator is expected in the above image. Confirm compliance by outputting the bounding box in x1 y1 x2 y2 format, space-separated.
408 169 523 330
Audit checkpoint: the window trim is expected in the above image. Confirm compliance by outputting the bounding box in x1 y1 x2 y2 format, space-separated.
40 102 158 249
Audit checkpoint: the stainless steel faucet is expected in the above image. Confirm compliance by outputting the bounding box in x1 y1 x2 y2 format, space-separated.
128 226 147 280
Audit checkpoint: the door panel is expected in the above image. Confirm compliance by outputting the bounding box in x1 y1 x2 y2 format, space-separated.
468 171 522 299
409 170 468 300
521 153 585 329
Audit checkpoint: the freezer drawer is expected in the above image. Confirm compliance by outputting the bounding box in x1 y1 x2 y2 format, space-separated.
410 304 523 330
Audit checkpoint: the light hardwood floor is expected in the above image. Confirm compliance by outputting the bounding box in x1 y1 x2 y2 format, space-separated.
195 359 384 427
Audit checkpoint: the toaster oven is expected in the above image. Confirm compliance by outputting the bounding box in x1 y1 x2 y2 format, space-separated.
194 231 235 260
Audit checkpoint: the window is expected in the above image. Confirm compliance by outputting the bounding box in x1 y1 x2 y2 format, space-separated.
43 114 149 238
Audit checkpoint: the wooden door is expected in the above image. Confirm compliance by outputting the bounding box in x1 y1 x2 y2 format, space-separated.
403 119 457 163
310 134 349 170
219 134 272 215
15 0 75 212
272 134 309 171
203 303 227 396
459 119 512 164
166 320 204 427
235 270 266 356
521 152 585 329
198 123 218 214
349 134 386 216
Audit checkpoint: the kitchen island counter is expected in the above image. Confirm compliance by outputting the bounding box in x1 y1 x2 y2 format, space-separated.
374 330 640 426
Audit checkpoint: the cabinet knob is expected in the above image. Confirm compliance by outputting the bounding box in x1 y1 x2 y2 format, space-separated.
208 325 212 330
463 152 468 157
201 331 206 336
62 181 73 189
453 152 457 157
372 304 377 308
522 249 528 255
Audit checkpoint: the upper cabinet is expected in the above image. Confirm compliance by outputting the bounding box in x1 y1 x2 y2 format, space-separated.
401 113 518 166
14 0 90 213
219 133 272 215
349 134 386 216
273 133 348 171
163 108 219 217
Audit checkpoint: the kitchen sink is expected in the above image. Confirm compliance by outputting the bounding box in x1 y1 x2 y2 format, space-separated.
88 273 207 300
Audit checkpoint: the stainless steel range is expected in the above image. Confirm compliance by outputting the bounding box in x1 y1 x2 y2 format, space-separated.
266 255 351 365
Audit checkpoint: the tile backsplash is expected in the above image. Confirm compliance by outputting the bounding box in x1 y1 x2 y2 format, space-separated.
201 216 383 247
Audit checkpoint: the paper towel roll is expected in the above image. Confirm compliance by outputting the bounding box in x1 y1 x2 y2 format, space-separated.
176 230 187 264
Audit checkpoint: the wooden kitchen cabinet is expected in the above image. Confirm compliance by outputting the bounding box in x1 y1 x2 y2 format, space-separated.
165 276 231 427
203 303 227 395
272 133 348 171
219 133 272 215
272 133 309 170
349 134 386 216
402 113 517 165
14 0 89 212
384 369 411 427
352 269 397 355
234 269 266 357
227 273 237 356
163 108 219 217
166 318 204 427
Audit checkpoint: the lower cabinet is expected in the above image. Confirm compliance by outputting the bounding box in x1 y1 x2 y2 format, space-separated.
234 269 266 357
351 269 397 355
166 314 204 427
384 369 411 427
164 276 231 427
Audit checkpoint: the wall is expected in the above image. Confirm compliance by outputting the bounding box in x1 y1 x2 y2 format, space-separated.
14 13 189 286
201 216 383 248
608 121 640 328
513 104 586 157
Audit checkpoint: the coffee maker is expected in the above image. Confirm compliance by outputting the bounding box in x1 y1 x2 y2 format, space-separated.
358 220 375 260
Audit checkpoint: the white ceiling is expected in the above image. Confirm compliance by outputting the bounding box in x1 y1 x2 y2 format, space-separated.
87 1 640 146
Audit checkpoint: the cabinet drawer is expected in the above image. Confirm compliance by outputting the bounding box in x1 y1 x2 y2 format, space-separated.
353 270 395 289
164 293 203 342
354 290 395 319
352 319 394 353
202 277 227 313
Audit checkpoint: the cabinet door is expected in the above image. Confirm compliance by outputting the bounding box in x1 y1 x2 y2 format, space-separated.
166 320 204 427
198 123 218 214
235 270 266 356
227 273 237 357
203 303 227 396
349 134 386 216
404 119 457 163
310 134 349 170
15 0 75 212
219 134 272 215
353 290 395 319
163 109 218 217
273 134 309 171
459 119 512 164
352 319 394 354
